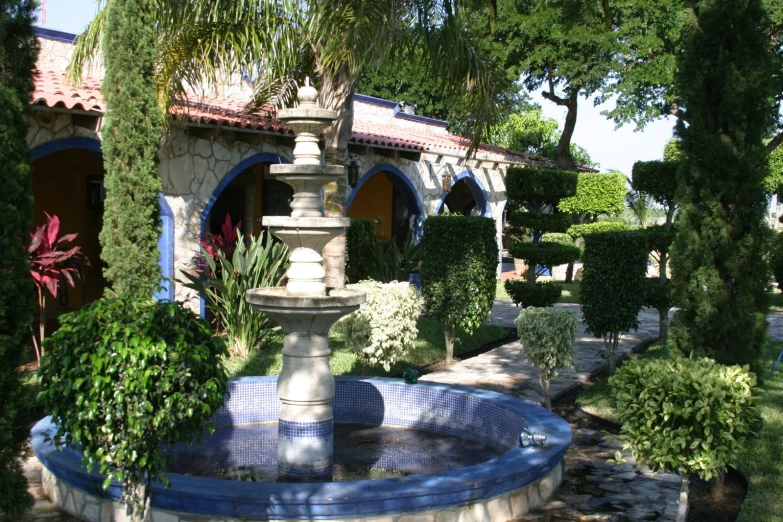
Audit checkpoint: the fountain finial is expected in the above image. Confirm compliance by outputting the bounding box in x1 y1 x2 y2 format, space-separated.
298 77 318 107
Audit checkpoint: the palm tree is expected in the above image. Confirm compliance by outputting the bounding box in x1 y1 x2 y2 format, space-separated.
69 0 508 285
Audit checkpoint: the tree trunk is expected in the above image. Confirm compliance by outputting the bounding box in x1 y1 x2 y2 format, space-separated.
677 468 690 522
540 373 552 410
710 471 725 500
659 311 669 343
444 325 456 364
556 92 579 170
36 289 46 362
605 331 618 372
319 66 355 289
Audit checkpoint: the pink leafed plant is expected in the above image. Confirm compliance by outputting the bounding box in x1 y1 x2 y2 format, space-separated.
196 213 242 275
28 213 91 362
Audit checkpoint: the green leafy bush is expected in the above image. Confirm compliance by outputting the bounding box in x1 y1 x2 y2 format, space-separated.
509 242 581 268
180 231 288 358
609 357 758 520
334 281 421 371
769 232 783 290
542 232 575 247
504 280 563 308
631 160 679 212
345 219 420 284
581 231 648 371
504 167 578 200
558 172 627 217
420 215 498 363
567 221 629 240
38 295 228 520
345 218 377 282
515 307 577 409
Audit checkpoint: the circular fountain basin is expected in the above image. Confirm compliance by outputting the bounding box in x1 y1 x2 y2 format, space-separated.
32 377 571 522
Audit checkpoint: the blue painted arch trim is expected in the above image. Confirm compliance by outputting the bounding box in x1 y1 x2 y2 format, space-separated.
345 163 426 240
29 137 102 162
435 170 492 218
154 195 175 301
198 153 291 316
29 137 176 301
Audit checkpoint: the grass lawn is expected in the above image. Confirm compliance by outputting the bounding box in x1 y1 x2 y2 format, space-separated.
576 340 783 522
225 317 509 378
496 279 581 304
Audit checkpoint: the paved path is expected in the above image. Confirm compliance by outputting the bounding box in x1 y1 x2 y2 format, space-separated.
422 301 660 405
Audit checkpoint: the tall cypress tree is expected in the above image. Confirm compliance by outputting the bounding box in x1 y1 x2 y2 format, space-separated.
100 0 163 297
0 1 38 519
669 0 775 367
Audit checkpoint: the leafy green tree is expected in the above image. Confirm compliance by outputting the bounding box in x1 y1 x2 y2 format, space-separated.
668 0 775 368
490 107 598 168
496 0 618 169
0 1 38 519
420 216 498 364
73 0 508 288
99 0 163 297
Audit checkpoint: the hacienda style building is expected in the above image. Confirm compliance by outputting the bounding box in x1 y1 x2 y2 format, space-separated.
29 27 558 322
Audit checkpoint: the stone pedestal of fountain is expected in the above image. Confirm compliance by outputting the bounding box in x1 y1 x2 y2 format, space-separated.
246 81 365 482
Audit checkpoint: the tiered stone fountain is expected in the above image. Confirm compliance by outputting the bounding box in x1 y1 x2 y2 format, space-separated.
245 80 365 482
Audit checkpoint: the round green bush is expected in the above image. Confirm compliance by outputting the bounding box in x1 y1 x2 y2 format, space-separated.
508 242 581 269
504 280 563 308
38 295 228 516
609 356 759 481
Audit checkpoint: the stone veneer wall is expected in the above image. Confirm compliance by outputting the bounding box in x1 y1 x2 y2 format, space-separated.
41 461 563 522
27 110 516 312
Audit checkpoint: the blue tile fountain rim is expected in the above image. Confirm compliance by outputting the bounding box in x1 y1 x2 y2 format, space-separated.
31 376 572 520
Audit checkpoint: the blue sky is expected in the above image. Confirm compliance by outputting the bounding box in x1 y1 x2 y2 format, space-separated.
38 0 675 175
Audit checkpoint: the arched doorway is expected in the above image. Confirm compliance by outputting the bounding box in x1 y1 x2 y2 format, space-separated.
436 171 491 217
201 154 293 240
345 164 425 246
30 138 176 311
30 138 105 331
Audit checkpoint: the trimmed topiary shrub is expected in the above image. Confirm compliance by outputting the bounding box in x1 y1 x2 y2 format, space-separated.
567 220 629 240
515 307 577 409
39 296 228 521
581 231 648 371
505 167 580 306
0 1 38 519
504 280 563 308
609 357 759 522
639 225 676 340
631 160 679 226
335 281 421 372
420 215 498 364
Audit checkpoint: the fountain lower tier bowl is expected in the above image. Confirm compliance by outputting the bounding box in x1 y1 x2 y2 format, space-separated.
31 377 571 522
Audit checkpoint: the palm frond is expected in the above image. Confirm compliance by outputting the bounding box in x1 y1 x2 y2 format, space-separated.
66 1 107 84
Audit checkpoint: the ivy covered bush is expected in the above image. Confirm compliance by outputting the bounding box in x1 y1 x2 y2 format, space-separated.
581 231 648 371
420 215 498 363
345 218 377 282
609 357 758 521
505 167 580 307
39 295 228 520
334 281 420 372
515 307 577 409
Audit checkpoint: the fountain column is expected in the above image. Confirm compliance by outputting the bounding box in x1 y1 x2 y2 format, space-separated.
246 81 365 482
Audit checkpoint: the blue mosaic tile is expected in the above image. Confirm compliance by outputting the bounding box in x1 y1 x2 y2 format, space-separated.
279 419 333 438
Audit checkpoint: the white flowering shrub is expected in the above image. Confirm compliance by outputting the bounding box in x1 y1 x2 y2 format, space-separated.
335 281 421 371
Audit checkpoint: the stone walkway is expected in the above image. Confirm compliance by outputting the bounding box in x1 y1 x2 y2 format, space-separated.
422 302 660 405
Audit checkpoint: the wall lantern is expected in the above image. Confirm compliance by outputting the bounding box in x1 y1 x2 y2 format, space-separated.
441 173 453 193
347 158 360 188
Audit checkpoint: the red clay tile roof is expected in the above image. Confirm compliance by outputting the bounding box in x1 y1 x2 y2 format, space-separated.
31 70 548 163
